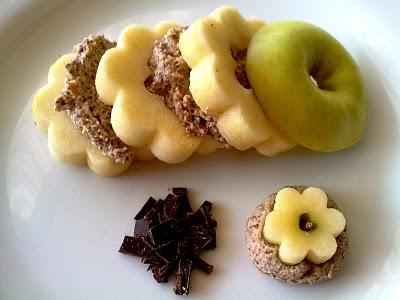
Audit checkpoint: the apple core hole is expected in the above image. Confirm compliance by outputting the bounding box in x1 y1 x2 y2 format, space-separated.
309 63 334 91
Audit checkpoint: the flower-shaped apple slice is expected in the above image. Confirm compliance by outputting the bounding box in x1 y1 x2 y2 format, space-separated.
263 187 346 265
96 22 219 164
32 54 134 176
179 6 296 155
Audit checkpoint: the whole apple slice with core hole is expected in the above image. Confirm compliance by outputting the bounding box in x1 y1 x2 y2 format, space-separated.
246 21 367 152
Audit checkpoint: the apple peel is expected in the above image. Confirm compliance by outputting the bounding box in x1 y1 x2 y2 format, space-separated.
247 21 367 152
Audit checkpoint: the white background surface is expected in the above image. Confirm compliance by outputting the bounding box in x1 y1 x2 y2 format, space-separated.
1 0 400 299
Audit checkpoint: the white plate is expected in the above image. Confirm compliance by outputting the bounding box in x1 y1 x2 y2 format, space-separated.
1 0 400 299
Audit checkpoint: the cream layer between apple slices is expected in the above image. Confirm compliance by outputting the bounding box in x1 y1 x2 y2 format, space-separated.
145 26 255 149
54 35 133 163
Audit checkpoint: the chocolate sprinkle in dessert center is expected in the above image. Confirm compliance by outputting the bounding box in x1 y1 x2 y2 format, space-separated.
145 27 228 147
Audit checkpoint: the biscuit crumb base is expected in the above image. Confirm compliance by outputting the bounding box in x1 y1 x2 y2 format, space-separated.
245 186 348 284
55 35 132 163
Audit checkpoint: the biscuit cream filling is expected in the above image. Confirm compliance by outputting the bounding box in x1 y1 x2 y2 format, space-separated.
145 27 230 147
230 48 251 89
262 187 346 265
55 35 132 163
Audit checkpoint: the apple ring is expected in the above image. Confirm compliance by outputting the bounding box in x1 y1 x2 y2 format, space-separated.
247 21 367 151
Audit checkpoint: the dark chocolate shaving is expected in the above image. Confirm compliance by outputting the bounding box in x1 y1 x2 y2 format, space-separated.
174 257 193 295
147 241 178 263
163 194 181 220
205 227 217 250
135 197 157 220
119 188 217 295
171 187 188 195
177 194 193 218
192 256 213 275
144 199 165 227
192 237 214 255
134 219 149 238
177 240 190 258
149 218 181 245
185 225 211 238
153 261 177 283
119 236 150 257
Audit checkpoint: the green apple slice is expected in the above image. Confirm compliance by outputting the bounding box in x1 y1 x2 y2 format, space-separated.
246 21 367 152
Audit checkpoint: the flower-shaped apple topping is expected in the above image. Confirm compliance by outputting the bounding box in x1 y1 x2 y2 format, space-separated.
32 54 136 176
263 187 346 265
96 22 219 164
179 6 295 155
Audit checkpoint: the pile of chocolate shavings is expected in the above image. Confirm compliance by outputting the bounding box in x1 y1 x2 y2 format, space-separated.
119 188 217 295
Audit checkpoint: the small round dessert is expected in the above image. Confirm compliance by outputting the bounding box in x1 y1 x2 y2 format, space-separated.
245 186 348 284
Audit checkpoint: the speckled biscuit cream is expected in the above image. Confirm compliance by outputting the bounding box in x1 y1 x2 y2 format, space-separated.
179 6 296 155
96 22 220 164
54 35 133 164
145 26 228 148
32 54 133 176
245 186 348 284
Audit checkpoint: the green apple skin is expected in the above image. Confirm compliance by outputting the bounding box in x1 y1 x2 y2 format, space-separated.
246 21 367 152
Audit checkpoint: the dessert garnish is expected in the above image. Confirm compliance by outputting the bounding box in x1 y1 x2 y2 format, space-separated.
245 186 348 284
119 188 217 295
263 187 346 265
